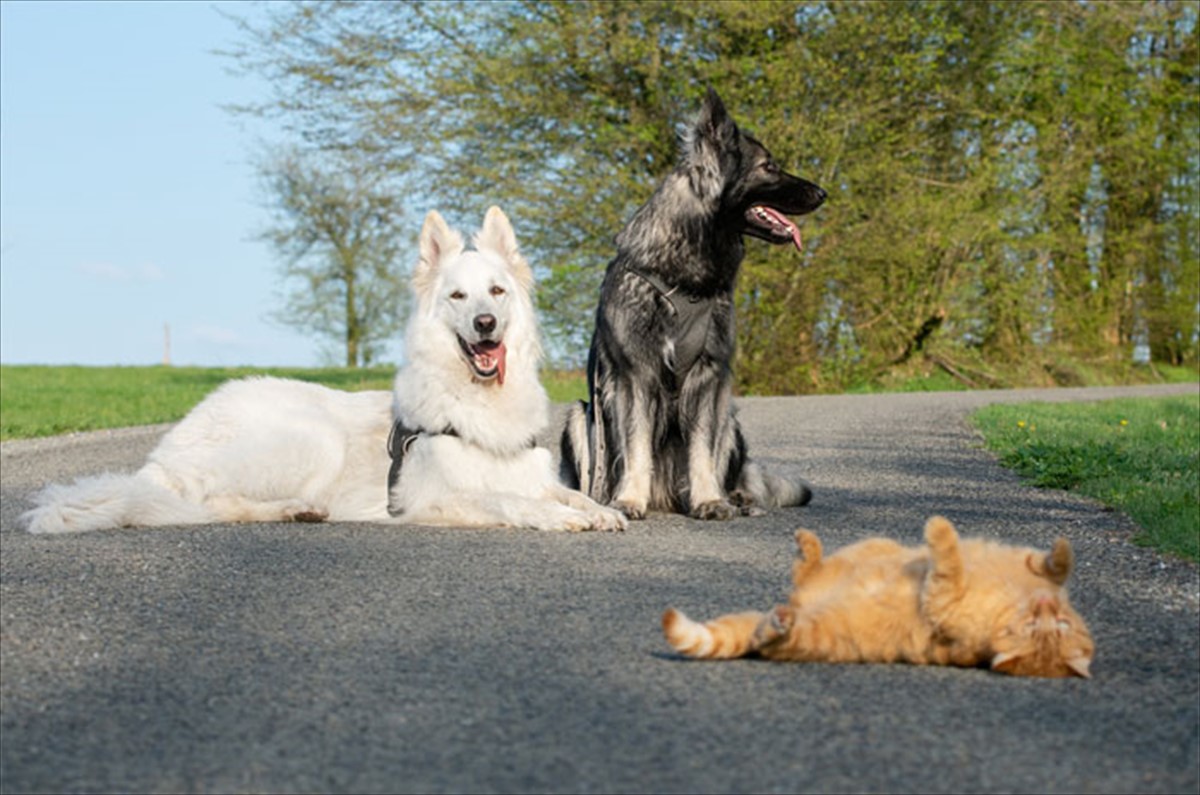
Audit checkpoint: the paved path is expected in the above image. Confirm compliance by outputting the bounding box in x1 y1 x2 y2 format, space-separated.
2 384 1197 794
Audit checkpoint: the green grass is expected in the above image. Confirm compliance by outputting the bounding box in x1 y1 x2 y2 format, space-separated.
846 368 969 394
541 369 588 403
0 365 397 440
0 365 588 441
6 366 1195 562
971 396 1200 562
843 356 1198 395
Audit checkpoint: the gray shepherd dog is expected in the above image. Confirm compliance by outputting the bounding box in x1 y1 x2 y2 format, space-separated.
561 89 827 520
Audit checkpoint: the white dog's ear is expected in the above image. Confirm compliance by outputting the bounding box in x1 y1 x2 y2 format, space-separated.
476 206 533 291
413 210 464 297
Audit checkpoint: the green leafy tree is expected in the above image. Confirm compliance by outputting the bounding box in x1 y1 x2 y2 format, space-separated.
223 0 1199 388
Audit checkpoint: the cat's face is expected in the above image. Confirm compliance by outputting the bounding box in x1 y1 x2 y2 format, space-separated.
990 591 1094 678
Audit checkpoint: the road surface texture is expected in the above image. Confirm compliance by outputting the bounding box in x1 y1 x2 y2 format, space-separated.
2 384 1197 794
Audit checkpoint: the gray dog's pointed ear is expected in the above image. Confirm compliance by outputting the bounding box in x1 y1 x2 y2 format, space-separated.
476 206 533 292
413 210 464 298
695 88 738 149
681 88 738 202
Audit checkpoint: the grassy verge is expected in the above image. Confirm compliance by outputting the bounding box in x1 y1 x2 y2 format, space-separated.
0 365 588 441
971 396 1200 563
844 358 1199 395
541 368 588 403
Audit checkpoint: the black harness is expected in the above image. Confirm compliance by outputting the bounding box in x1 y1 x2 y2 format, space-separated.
629 268 716 376
386 419 457 516
385 417 538 516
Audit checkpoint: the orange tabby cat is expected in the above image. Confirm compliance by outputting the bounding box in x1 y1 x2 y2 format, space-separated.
663 516 1094 678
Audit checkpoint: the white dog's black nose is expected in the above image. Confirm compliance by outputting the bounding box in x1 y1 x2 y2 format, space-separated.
474 314 497 335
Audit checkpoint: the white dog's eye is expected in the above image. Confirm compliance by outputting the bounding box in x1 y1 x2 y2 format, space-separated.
490 285 506 297
449 290 466 300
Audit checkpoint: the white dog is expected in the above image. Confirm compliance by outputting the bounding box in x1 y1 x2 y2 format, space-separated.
23 207 627 534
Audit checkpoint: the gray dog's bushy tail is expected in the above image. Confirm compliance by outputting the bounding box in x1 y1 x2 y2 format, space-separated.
740 462 813 508
563 398 813 511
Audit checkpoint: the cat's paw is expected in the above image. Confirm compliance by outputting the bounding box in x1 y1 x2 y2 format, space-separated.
752 605 794 646
771 604 795 633
794 529 822 561
691 499 736 521
924 515 959 548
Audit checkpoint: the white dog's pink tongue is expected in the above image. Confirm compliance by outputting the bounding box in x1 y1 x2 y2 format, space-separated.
475 341 507 385
758 206 803 251
494 342 506 385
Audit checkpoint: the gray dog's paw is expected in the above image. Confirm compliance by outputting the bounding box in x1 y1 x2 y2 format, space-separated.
611 500 647 521
691 499 736 521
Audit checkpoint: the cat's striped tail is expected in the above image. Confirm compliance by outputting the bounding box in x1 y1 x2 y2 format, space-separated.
662 608 780 659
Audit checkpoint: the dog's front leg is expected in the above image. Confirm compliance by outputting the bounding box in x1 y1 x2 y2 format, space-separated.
546 483 628 532
685 415 738 521
682 367 737 521
611 382 653 520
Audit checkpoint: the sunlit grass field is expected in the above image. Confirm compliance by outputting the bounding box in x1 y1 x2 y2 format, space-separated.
972 395 1200 563
0 365 589 441
4 367 1195 562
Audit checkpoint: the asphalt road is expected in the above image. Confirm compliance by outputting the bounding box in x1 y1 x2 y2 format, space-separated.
2 384 1197 794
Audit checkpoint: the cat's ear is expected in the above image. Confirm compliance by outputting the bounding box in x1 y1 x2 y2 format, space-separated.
1066 656 1092 679
993 649 1093 678
1026 537 1074 585
990 650 1024 676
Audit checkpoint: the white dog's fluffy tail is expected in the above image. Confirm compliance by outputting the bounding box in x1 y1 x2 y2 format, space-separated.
22 473 213 534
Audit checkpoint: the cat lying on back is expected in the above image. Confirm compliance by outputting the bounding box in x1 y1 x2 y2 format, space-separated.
663 516 1094 678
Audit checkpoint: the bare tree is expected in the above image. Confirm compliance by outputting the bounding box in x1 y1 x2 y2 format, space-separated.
258 149 408 367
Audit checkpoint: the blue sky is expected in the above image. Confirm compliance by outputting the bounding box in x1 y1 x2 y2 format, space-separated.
0 0 370 367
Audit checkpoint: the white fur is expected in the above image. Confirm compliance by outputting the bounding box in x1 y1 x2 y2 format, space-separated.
23 207 626 534
665 610 714 657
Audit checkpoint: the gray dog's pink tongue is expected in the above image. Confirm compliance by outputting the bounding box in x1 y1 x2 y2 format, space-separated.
758 206 803 251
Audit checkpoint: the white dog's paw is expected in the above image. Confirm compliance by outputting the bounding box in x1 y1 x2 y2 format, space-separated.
525 505 599 533
547 487 627 531
281 502 328 523
587 506 628 532
556 509 601 533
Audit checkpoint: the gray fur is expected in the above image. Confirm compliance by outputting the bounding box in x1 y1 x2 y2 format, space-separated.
560 89 827 520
